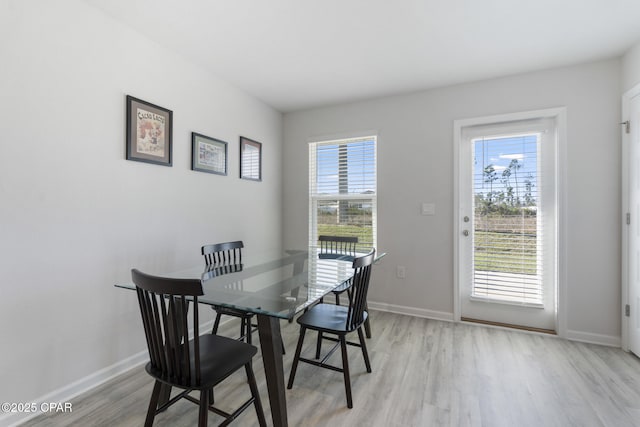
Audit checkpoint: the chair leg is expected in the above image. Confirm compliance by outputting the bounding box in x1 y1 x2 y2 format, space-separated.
244 318 253 345
211 312 222 334
246 364 267 427
287 326 307 389
339 335 353 408
315 331 323 359
157 383 172 412
364 316 372 338
364 302 372 338
198 389 209 427
335 293 340 305
144 380 162 427
357 327 372 373
238 317 251 344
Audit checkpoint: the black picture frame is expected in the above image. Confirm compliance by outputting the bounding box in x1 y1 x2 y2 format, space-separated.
191 132 228 175
240 136 262 181
126 95 173 166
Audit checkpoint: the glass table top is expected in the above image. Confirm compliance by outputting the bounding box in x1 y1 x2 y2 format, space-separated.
115 248 383 320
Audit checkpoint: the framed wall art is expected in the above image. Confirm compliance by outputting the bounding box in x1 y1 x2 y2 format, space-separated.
240 136 262 181
192 132 227 175
126 95 173 166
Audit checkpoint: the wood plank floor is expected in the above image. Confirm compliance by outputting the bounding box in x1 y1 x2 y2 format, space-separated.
25 311 640 426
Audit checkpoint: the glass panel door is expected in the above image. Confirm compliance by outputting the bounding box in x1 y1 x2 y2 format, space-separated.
457 115 558 331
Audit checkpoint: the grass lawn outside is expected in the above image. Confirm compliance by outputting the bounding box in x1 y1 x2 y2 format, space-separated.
474 230 538 275
317 224 373 252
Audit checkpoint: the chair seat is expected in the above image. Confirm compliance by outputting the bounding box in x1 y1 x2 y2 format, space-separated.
146 334 257 390
297 303 368 334
319 253 354 261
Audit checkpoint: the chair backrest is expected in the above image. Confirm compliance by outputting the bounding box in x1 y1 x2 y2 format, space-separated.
345 249 375 330
202 241 243 266
131 269 204 387
318 235 358 256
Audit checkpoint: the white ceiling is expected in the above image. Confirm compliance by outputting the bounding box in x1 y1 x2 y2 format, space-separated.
83 0 640 112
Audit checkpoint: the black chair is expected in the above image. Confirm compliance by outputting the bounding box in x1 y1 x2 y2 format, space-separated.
287 249 375 409
131 269 266 427
201 241 256 345
317 235 373 338
318 235 358 306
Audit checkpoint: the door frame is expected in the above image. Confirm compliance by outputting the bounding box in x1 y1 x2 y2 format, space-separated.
453 107 567 337
621 82 640 352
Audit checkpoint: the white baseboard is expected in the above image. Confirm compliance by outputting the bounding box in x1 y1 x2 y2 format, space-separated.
565 329 621 347
368 301 622 348
0 350 149 427
2 319 215 427
367 300 454 322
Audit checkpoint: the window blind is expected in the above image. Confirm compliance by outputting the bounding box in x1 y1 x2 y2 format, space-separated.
472 133 543 305
309 136 377 252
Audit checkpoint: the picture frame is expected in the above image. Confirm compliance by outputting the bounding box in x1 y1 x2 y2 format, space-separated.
192 132 228 175
126 95 173 166
240 136 262 181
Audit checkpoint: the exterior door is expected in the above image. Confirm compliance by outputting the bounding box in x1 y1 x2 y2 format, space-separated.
456 111 561 332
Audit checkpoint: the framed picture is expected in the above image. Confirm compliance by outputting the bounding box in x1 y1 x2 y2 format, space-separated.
240 136 262 181
192 132 228 175
126 95 173 166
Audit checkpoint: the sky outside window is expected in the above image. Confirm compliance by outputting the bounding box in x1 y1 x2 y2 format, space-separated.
316 139 376 195
473 134 539 206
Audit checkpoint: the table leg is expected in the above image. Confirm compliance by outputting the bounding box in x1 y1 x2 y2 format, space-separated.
257 314 288 427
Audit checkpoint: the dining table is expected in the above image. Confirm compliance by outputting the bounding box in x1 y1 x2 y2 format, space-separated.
115 247 384 427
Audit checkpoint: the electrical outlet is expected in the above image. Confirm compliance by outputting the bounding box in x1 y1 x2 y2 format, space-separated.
396 265 406 279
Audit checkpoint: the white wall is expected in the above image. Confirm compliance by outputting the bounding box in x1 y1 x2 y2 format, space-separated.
283 59 621 344
0 0 282 414
622 41 640 92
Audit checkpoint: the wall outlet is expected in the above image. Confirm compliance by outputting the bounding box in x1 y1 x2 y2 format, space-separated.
396 265 406 279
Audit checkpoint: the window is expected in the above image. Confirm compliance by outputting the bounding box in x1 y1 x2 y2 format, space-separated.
472 132 544 305
309 136 377 252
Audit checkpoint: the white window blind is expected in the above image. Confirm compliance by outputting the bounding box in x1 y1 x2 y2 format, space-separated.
309 136 377 252
472 132 544 306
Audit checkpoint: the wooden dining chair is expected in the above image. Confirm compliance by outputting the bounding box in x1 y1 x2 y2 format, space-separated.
131 269 266 427
317 235 373 338
318 235 358 305
287 249 375 409
203 241 286 356
201 241 256 344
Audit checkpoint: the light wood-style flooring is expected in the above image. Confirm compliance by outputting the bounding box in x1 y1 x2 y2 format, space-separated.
25 311 640 426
